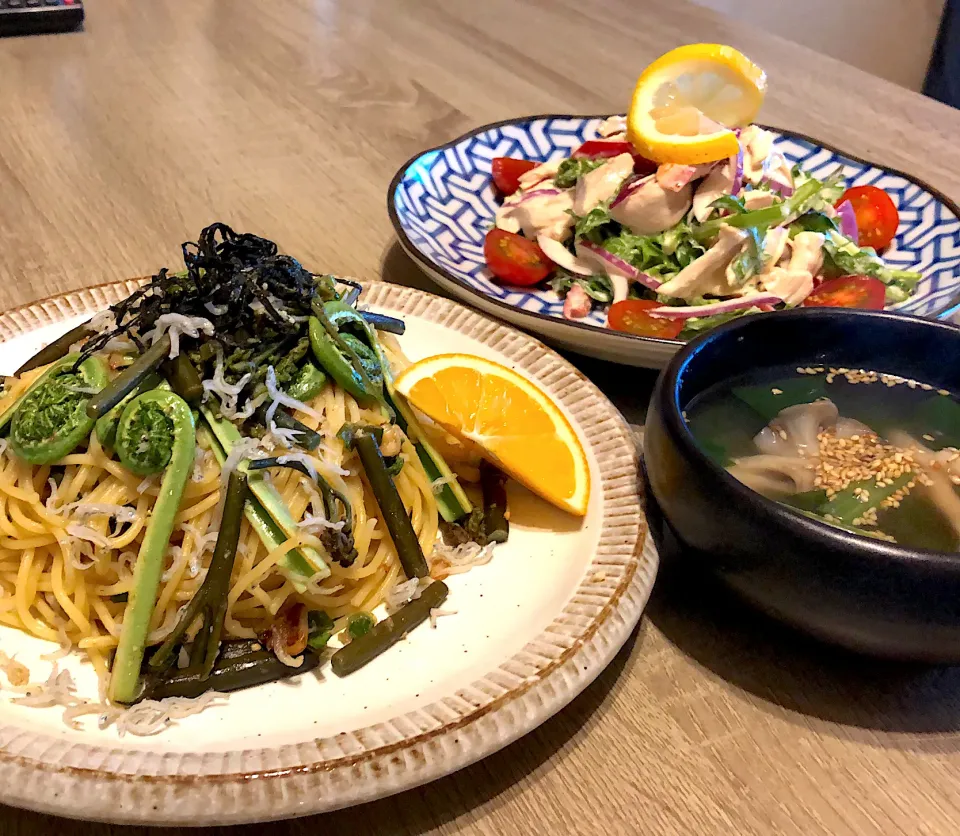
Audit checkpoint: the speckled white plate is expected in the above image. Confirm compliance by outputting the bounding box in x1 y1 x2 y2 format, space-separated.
0 280 654 825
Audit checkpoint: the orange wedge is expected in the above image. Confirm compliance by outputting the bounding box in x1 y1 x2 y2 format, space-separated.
393 354 590 516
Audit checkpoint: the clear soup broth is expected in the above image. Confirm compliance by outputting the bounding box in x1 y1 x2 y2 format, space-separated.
684 364 960 551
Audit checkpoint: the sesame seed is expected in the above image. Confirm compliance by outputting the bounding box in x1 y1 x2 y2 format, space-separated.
771 388 783 395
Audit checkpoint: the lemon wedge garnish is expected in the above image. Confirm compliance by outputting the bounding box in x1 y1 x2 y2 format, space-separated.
627 44 767 165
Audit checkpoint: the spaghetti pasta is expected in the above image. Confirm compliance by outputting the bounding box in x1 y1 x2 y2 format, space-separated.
0 223 506 715
0 383 438 663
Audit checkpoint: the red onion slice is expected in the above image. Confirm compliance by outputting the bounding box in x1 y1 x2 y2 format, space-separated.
648 294 782 319
730 144 744 197
514 187 563 206
576 241 662 291
610 173 655 209
572 140 633 159
837 200 859 245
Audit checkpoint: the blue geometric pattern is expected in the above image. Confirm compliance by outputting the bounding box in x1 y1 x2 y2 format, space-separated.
392 116 960 330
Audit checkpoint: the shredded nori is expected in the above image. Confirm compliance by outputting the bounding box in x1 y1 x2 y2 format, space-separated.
78 223 340 424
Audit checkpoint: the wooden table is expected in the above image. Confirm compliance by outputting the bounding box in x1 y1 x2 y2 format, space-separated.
3 1 960 833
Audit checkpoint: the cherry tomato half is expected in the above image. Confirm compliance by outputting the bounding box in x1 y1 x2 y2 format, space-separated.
631 153 658 177
572 140 657 176
836 186 899 250
607 299 683 339
802 275 886 309
484 229 553 286
573 140 633 159
491 158 538 195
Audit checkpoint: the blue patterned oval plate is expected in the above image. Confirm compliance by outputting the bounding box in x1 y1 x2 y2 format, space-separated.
388 115 960 368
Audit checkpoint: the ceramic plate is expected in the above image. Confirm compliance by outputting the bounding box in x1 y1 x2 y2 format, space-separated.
0 280 653 825
389 114 960 368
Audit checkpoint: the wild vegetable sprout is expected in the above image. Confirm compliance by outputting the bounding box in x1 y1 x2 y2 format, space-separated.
0 223 511 730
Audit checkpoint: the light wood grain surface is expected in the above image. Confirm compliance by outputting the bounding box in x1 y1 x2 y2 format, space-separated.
2 1 960 833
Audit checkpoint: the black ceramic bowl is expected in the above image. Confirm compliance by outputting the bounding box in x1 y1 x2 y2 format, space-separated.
644 308 960 662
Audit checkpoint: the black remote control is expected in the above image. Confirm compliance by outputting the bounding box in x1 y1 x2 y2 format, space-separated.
0 0 83 37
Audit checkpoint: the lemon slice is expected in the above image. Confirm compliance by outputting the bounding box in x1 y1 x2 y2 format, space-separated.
393 354 591 517
627 44 767 165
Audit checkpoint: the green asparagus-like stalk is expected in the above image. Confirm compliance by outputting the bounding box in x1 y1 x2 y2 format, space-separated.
87 334 172 420
109 390 196 704
15 324 92 376
149 470 247 678
199 411 329 585
344 425 429 580
331 581 448 676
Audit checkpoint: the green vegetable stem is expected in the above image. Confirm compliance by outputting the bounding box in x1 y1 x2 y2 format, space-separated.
343 425 429 580
346 611 377 640
15 324 93 376
110 390 196 704
247 456 357 566
254 403 324 451
285 361 327 403
331 581 449 676
200 408 330 585
87 334 172 420
378 363 472 524
139 638 320 701
480 461 509 543
9 355 109 465
161 353 204 405
308 302 382 406
148 470 247 678
307 610 335 650
360 312 406 335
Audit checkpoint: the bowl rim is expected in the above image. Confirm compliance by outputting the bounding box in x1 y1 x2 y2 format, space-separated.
655 306 960 570
387 113 960 353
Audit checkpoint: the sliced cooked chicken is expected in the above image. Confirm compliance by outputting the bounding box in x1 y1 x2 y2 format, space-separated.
656 225 748 299
742 190 778 210
496 189 576 241
740 125 776 185
562 284 592 319
760 267 814 306
656 163 715 193
597 115 627 138
692 157 738 222
789 232 825 275
573 153 635 216
517 159 562 192
609 178 692 235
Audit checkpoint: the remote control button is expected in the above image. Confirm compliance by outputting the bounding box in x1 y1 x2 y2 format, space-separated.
6 0 23 7
26 0 41 6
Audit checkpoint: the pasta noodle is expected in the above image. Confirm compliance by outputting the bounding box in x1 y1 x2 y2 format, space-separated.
0 367 439 671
